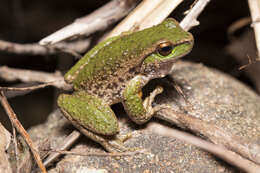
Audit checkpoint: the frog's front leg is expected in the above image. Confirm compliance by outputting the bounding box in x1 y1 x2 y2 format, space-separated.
57 91 128 152
122 75 163 124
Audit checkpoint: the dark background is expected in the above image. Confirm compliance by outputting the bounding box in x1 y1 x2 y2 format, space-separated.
0 0 252 130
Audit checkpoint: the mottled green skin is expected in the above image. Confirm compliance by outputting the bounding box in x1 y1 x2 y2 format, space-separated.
58 18 193 138
58 91 118 135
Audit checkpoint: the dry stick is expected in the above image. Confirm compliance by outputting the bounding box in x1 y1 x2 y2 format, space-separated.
43 131 81 167
0 66 72 91
248 0 260 58
0 91 47 173
39 0 139 45
0 82 63 99
155 107 260 165
238 55 260 70
180 0 211 31
50 149 145 157
0 82 63 92
147 122 260 173
0 39 90 56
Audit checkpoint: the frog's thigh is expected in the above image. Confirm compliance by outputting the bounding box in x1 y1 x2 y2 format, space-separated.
57 91 119 135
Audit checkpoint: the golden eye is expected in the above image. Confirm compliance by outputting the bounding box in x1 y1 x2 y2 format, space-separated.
157 42 173 56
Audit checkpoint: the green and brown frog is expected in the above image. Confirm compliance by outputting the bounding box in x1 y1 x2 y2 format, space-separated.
58 18 194 152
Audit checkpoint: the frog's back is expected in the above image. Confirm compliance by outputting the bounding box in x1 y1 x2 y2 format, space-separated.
64 18 190 104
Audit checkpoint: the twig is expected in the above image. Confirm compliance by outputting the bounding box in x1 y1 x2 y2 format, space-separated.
226 27 260 93
0 39 90 56
248 0 260 58
0 91 47 173
147 122 260 173
0 82 61 92
0 82 61 99
39 0 139 45
180 0 211 31
43 131 81 167
49 149 146 157
239 55 260 70
0 66 72 91
154 106 260 165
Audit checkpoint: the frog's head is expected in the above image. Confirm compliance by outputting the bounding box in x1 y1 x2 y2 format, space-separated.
141 18 194 78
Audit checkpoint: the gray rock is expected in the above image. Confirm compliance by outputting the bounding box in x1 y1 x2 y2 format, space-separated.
29 61 260 173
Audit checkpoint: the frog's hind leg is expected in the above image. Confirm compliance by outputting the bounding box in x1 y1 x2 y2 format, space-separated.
57 91 128 152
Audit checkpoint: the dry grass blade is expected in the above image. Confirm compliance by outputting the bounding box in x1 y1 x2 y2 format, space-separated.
0 66 72 91
248 0 260 58
39 0 139 45
180 0 211 31
0 39 90 56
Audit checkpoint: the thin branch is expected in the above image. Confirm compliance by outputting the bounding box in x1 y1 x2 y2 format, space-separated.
49 149 146 157
239 55 260 70
0 39 90 56
43 131 81 167
154 106 260 165
39 0 139 45
0 82 62 92
180 0 211 31
0 91 47 173
147 122 260 173
0 66 72 91
248 0 260 58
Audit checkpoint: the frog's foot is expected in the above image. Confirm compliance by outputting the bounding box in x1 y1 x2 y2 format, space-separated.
105 135 138 152
143 86 164 115
123 75 165 124
73 121 136 152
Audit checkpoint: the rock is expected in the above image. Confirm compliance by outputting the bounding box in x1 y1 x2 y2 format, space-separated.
29 61 260 173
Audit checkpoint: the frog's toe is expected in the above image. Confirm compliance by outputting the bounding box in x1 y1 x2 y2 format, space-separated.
105 137 139 152
105 139 129 152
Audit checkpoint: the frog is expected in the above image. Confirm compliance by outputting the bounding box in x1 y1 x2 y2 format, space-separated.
57 18 194 152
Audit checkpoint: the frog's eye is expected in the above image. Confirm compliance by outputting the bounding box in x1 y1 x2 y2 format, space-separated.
157 42 174 56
